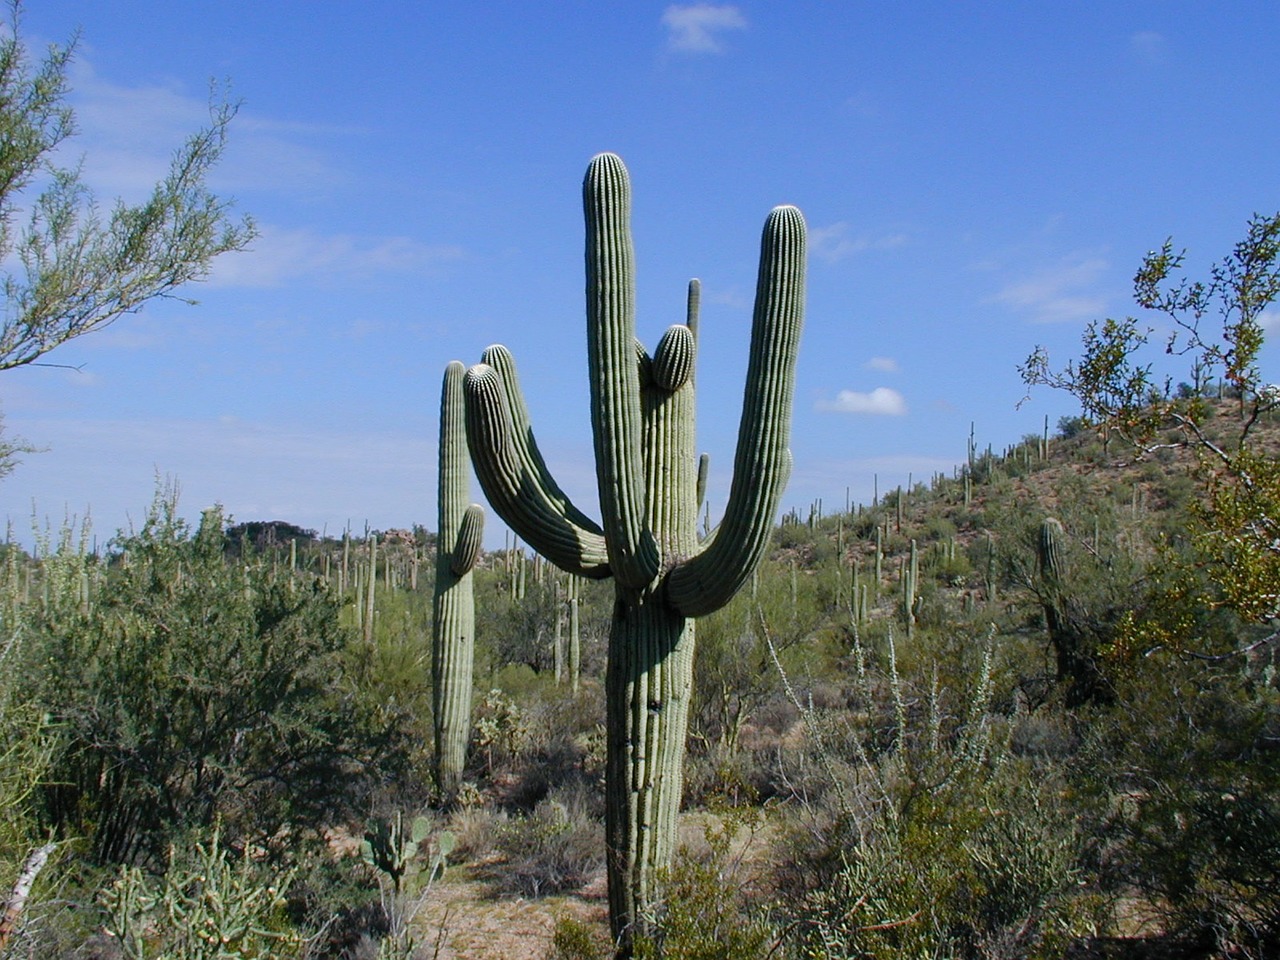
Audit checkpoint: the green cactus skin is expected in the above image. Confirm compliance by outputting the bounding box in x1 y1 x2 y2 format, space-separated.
903 538 919 638
462 153 805 952
1036 515 1104 704
433 361 485 804
1037 517 1066 587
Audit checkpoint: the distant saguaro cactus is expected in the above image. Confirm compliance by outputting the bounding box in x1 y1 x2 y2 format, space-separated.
1036 516 1068 655
1036 516 1106 705
432 361 484 803
462 153 804 953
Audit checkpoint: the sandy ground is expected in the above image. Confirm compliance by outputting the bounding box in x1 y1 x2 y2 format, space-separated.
414 877 609 960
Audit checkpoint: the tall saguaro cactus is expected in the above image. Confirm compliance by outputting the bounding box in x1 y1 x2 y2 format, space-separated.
432 361 484 803
462 153 805 952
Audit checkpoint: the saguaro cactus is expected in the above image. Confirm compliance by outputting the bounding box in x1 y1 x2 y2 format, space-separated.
463 153 804 952
432 361 484 803
1036 516 1107 705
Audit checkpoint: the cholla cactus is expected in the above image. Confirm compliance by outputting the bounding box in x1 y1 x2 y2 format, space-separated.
462 153 804 951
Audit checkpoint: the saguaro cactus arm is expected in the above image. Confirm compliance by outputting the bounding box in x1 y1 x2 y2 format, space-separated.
464 362 612 578
481 344 605 536
450 504 485 577
667 203 806 617
584 152 662 590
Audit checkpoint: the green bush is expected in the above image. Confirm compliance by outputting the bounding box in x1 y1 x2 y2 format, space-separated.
19 493 413 867
632 813 776 960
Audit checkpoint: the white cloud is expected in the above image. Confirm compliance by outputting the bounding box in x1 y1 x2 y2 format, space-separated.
816 388 907 416
209 225 466 288
990 254 1108 324
1259 309 1280 332
661 4 747 54
866 356 898 373
810 222 908 263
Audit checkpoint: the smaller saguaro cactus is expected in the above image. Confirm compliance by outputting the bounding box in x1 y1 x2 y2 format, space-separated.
902 538 919 637
433 361 485 803
1036 516 1108 706
1036 516 1072 684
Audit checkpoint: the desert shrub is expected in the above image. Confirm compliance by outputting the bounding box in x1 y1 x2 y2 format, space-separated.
483 790 604 898
632 814 776 960
790 762 1094 960
1074 654 1280 959
448 804 508 863
772 632 1101 960
548 915 612 960
18 494 412 868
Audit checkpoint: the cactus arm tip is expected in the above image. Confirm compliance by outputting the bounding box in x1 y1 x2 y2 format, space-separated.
450 504 484 576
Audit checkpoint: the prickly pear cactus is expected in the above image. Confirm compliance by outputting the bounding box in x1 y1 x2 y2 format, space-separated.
462 153 804 952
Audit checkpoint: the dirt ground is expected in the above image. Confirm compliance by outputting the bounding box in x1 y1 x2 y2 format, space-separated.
414 876 609 960
407 810 767 959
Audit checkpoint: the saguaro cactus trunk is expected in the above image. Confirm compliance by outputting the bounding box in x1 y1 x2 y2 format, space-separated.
432 361 484 804
462 153 804 953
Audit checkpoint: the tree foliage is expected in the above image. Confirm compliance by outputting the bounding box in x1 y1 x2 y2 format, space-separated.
0 1 254 373
1021 213 1280 633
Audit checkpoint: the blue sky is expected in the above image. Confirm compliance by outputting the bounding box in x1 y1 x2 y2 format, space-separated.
4 1 1279 548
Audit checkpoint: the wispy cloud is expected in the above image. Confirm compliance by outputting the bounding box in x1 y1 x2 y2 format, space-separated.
866 356 899 373
1131 31 1167 65
210 225 466 287
990 254 1109 324
64 57 349 199
661 4 747 54
816 387 907 416
810 222 908 263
